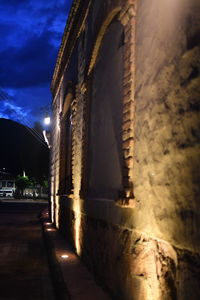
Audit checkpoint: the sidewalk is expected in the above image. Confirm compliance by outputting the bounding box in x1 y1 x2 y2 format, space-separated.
0 197 48 203
0 202 55 300
41 211 111 300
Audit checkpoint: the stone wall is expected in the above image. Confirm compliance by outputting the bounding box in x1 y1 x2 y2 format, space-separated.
50 0 200 298
58 195 200 300
134 0 200 252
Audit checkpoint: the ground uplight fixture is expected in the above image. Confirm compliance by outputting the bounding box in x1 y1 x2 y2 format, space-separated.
61 254 69 259
47 228 55 232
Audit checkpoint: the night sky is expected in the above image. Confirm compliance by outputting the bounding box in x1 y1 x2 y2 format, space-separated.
0 0 72 127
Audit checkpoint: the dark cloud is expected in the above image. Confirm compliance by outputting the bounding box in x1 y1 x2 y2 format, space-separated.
0 33 57 88
0 23 13 36
0 101 30 125
1 27 61 88
0 0 72 126
0 85 52 126
1 0 28 5
0 88 14 101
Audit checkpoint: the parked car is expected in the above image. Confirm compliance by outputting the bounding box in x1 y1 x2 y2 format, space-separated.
5 190 13 197
0 190 13 197
0 191 5 197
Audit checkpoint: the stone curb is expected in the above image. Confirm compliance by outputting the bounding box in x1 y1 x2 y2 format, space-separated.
0 198 48 203
41 216 70 300
40 212 111 300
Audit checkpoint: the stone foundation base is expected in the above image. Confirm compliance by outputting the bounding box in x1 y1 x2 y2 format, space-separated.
58 202 200 300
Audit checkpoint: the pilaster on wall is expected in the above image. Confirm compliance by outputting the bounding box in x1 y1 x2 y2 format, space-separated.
80 78 91 199
71 95 78 198
118 0 137 207
58 117 67 195
51 100 61 227
71 38 86 199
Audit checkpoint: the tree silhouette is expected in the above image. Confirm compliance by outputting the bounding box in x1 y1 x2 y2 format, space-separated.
15 175 31 197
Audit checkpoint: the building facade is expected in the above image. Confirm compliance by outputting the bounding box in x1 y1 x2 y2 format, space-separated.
0 172 15 197
50 0 200 299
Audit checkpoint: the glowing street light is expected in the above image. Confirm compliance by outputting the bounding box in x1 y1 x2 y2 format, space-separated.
44 116 51 125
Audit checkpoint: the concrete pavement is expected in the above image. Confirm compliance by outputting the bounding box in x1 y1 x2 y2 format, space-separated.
0 197 48 203
0 201 55 300
41 211 111 300
0 201 111 300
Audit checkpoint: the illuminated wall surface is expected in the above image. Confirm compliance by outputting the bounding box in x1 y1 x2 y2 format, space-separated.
50 0 200 299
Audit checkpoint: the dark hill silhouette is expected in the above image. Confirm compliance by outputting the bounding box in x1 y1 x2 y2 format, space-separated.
0 118 49 182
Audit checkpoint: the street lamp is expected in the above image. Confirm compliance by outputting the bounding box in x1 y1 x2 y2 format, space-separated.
43 114 51 148
44 115 51 125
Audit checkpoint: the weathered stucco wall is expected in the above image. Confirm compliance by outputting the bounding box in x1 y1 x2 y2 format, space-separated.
51 0 200 299
59 195 200 300
50 94 62 226
134 0 200 252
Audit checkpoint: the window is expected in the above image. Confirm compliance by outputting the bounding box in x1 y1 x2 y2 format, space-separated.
59 93 73 195
64 108 73 194
2 181 6 187
87 20 124 199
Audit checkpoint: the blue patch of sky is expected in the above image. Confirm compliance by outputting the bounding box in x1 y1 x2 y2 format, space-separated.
0 0 73 127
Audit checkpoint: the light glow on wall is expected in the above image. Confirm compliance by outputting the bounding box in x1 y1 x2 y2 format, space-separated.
50 177 55 223
55 160 60 228
55 194 60 229
73 197 82 256
71 94 84 256
51 195 55 223
72 162 82 255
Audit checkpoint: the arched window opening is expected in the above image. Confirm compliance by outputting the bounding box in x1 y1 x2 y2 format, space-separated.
87 19 124 200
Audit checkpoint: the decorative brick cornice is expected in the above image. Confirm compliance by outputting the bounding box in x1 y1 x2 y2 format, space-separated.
117 0 137 207
87 7 121 75
51 0 80 92
118 0 136 25
51 0 92 99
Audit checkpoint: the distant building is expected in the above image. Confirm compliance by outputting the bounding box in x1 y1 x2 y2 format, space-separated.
0 171 15 197
23 185 48 199
50 0 200 299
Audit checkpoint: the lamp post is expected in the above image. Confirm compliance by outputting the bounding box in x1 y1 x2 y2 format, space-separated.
43 114 52 221
44 116 51 125
43 115 51 148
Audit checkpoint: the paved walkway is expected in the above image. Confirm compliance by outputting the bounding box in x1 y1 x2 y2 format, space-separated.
41 211 111 300
0 201 111 300
0 202 55 300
